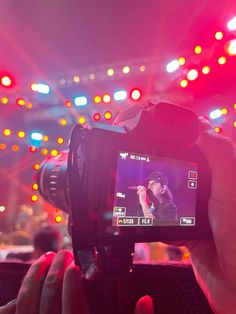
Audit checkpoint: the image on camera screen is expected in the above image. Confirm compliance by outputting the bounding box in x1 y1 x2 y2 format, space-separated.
112 152 198 227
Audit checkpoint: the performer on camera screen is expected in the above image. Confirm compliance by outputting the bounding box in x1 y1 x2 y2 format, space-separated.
137 171 177 224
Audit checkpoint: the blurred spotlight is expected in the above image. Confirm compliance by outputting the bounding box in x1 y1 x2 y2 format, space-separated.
0 205 6 212
114 90 127 101
73 75 80 83
107 68 115 76
214 126 222 133
210 109 222 120
103 94 111 104
31 132 43 141
104 111 112 120
16 98 25 106
194 45 202 54
234 121 236 127
166 59 179 73
1 97 8 104
3 129 11 136
78 116 86 124
122 66 130 74
31 195 38 202
180 79 188 88
227 16 236 31
51 149 58 156
31 83 50 94
94 95 102 104
33 163 40 170
17 131 26 138
29 146 37 153
55 215 63 223
12 145 19 152
221 108 228 115
130 88 142 101
218 56 227 64
41 148 48 155
139 65 146 72
32 183 39 191
202 66 210 75
57 137 64 144
178 57 186 66
226 39 236 56
0 143 7 150
93 113 101 121
187 69 198 81
1 75 13 87
65 100 72 108
215 31 223 40
59 118 67 126
74 96 88 107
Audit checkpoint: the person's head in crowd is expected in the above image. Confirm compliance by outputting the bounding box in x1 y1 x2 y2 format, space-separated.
33 225 63 258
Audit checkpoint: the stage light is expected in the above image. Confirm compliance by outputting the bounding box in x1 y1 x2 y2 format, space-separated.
16 98 25 106
218 56 227 64
221 108 228 115
89 73 95 80
93 113 101 121
210 109 222 120
130 88 142 101
166 59 179 73
234 104 236 109
114 90 127 101
74 96 88 106
73 75 80 83
30 132 43 141
122 66 130 74
180 79 188 88
30 83 50 94
104 111 112 120
214 127 222 133
26 102 33 109
17 131 26 138
57 137 64 144
103 94 111 103
234 121 236 127
194 45 202 54
0 205 6 212
226 39 236 56
178 57 186 66
59 118 67 126
94 95 102 104
187 69 198 81
139 65 146 72
107 68 115 76
32 183 38 191
42 135 49 142
202 66 210 75
55 215 63 223
51 149 58 156
0 143 6 150
78 116 86 124
65 100 72 108
41 148 48 155
31 195 38 202
227 16 236 31
12 145 19 152
29 146 37 153
3 129 11 136
1 75 12 87
215 31 223 40
1 97 8 104
33 163 40 170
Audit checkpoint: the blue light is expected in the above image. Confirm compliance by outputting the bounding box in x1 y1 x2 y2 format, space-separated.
114 90 127 101
209 109 222 120
30 132 43 141
74 96 88 106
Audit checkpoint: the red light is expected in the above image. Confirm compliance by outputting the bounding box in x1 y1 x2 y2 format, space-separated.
1 76 12 87
65 100 72 108
214 127 222 134
16 98 25 106
55 215 63 223
29 146 37 153
93 113 101 121
130 89 142 101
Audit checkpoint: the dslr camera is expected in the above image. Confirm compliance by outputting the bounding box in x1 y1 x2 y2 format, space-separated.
37 101 212 314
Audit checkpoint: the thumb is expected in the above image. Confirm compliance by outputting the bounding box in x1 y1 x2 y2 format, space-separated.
135 295 154 314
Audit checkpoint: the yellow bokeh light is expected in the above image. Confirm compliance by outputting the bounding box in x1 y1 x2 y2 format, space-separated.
122 66 130 74
55 215 63 223
41 148 48 155
0 143 6 150
17 131 26 138
215 31 223 40
104 111 112 120
27 102 33 109
94 95 102 104
51 149 58 156
32 183 38 191
43 135 49 142
1 97 8 104
234 104 236 110
31 195 38 202
59 118 67 126
3 129 11 136
103 94 111 103
202 66 210 75
234 121 236 127
178 57 186 66
218 56 226 65
57 137 64 144
33 163 40 170
194 45 202 54
78 116 86 124
107 68 115 76
73 75 80 83
180 79 188 88
221 108 228 115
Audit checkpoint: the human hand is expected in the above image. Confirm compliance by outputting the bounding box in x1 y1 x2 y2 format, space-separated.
137 185 148 206
187 117 236 313
0 250 154 314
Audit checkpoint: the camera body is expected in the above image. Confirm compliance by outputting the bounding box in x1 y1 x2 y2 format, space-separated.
63 101 211 251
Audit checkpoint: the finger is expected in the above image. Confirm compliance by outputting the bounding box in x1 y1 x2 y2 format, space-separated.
62 261 89 314
16 252 55 314
135 295 154 314
0 300 16 314
39 250 73 314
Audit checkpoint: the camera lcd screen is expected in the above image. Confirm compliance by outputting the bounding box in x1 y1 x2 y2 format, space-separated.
112 152 198 227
